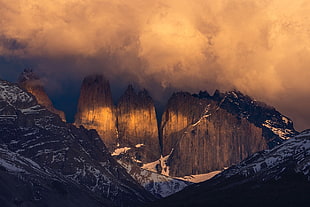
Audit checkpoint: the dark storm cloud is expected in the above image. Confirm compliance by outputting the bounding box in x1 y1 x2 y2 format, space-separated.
0 0 309 130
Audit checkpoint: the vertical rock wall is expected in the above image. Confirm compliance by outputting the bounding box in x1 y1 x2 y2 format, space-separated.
74 75 117 149
117 85 160 163
161 92 267 176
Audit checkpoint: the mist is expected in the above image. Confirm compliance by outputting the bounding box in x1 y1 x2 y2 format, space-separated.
0 0 310 130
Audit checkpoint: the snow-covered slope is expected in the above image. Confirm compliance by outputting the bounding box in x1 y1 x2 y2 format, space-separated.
149 131 310 207
219 130 310 180
0 146 113 207
118 160 190 198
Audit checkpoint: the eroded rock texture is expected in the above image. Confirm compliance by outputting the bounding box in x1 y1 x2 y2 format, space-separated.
161 92 267 177
117 85 160 163
75 75 117 149
18 69 66 121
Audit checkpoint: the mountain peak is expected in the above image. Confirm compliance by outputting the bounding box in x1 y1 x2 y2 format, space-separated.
18 68 39 82
17 69 66 121
123 84 137 97
83 74 108 85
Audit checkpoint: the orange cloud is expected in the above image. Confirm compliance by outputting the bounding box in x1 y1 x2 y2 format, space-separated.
0 0 310 130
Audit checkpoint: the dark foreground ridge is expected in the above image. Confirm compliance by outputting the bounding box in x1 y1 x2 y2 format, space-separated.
0 79 154 207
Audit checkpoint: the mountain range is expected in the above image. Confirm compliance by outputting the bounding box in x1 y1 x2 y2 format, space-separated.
72 73 297 178
0 69 308 206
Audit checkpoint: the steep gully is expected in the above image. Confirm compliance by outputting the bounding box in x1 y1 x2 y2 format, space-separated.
20 71 298 178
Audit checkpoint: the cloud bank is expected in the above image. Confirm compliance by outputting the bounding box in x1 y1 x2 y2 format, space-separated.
0 0 310 130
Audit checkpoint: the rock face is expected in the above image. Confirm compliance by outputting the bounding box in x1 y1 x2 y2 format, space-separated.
0 79 154 207
117 85 160 163
202 90 297 147
75 75 117 149
18 69 66 121
161 92 268 176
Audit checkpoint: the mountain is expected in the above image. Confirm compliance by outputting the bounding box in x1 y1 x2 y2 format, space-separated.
18 69 66 121
148 131 310 207
116 85 160 163
73 75 298 180
159 90 298 177
161 92 268 177
12 72 300 201
0 79 154 207
198 90 297 147
75 74 118 149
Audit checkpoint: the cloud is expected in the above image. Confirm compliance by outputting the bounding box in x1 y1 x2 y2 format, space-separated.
0 0 310 130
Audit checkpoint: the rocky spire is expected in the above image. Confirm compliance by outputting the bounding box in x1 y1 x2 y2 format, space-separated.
18 69 66 121
117 85 160 163
74 74 117 149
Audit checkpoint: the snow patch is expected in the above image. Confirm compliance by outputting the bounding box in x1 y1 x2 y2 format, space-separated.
21 105 45 114
263 120 293 140
0 158 25 173
135 144 145 148
143 150 173 176
111 147 131 156
177 171 222 183
118 160 190 198
281 116 290 124
0 80 34 106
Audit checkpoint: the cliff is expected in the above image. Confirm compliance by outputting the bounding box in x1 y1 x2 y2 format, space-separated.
161 92 268 177
74 74 117 149
116 85 160 163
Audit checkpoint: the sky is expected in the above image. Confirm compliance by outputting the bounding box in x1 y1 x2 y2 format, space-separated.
0 0 309 131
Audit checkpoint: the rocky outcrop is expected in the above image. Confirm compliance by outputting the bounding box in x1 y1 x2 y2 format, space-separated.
116 85 160 163
161 92 268 177
18 69 66 121
0 78 154 207
75 75 117 149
